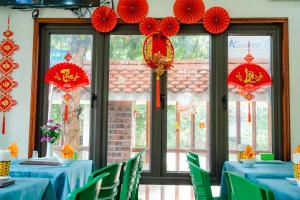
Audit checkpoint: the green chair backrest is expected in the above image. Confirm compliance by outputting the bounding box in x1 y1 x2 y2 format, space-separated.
260 153 274 161
222 172 233 200
226 172 275 200
88 163 124 200
119 155 140 200
186 153 200 167
187 151 200 167
67 172 109 200
188 162 213 200
131 149 145 200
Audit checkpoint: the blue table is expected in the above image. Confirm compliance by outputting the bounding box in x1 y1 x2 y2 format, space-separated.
220 161 294 198
9 160 93 200
256 178 300 200
0 178 56 200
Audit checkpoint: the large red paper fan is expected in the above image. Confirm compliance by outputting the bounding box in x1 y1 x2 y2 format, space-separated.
45 63 89 92
139 17 159 36
117 0 149 23
173 0 205 24
159 17 180 37
203 7 230 34
91 6 117 33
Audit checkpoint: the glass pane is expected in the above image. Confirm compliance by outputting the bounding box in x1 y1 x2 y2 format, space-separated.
167 35 211 171
48 34 93 160
107 35 150 171
228 36 272 160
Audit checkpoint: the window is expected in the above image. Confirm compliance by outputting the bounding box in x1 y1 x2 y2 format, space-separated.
34 21 287 184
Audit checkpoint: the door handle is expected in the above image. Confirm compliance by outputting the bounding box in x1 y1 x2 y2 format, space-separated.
91 93 97 108
222 95 228 110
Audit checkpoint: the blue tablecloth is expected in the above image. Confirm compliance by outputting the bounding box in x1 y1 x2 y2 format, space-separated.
0 178 56 200
9 160 93 200
220 161 294 198
256 178 300 200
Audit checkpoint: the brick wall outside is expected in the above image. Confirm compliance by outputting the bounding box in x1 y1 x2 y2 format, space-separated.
107 101 133 163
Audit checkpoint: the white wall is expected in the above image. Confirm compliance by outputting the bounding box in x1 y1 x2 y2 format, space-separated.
0 0 299 158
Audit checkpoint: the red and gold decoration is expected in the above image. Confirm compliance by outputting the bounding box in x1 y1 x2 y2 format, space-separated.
91 6 118 33
143 32 174 108
227 42 272 122
159 17 180 37
139 17 160 36
117 0 149 23
45 53 89 121
0 18 19 134
203 6 230 34
173 0 205 24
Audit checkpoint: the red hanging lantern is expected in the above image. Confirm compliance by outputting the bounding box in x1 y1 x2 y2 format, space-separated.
139 17 160 36
173 0 205 24
0 18 19 135
91 6 118 33
203 6 230 34
117 0 149 23
227 43 272 122
143 32 174 108
45 53 89 121
159 17 180 37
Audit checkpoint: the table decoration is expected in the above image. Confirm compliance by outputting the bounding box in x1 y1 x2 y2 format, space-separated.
40 120 62 159
293 145 300 180
0 150 10 176
7 142 18 158
240 145 256 167
237 144 247 161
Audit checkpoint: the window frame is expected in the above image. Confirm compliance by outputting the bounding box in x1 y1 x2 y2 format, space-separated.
29 18 290 185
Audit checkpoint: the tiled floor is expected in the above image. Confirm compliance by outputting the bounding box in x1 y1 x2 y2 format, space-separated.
139 185 221 200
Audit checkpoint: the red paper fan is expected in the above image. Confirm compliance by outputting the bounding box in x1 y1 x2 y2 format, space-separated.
173 0 205 24
203 6 230 34
91 6 117 33
117 0 149 23
139 17 160 36
159 17 180 37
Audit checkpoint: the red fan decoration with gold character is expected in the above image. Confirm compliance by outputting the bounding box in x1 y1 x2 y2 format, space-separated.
173 0 205 24
0 18 19 135
139 17 160 36
45 53 89 121
227 42 272 122
203 6 230 34
117 0 149 23
143 32 174 108
91 6 118 33
159 17 180 37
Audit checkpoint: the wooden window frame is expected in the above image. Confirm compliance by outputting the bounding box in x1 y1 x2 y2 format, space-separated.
28 18 290 183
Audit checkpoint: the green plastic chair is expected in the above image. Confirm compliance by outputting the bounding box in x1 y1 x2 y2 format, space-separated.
67 172 109 200
187 151 200 167
226 172 275 200
188 162 225 200
88 163 125 200
186 153 200 167
131 150 145 200
222 172 233 200
260 153 274 161
119 154 140 200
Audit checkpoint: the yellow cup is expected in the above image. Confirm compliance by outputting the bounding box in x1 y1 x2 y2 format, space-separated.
294 164 300 180
0 161 10 176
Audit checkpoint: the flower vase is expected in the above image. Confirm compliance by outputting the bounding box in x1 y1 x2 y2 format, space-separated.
45 142 53 159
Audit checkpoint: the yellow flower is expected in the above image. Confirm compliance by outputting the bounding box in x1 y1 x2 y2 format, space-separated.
61 144 74 159
8 142 18 158
295 145 300 153
242 145 255 159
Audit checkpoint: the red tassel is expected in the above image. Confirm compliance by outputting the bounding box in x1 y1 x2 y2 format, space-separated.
2 115 5 135
248 102 251 123
64 103 69 121
156 76 160 108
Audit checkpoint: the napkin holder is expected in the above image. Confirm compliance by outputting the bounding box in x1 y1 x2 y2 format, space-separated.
0 150 11 176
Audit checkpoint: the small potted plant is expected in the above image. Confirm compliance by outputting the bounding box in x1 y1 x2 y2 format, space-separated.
40 120 62 159
240 145 256 167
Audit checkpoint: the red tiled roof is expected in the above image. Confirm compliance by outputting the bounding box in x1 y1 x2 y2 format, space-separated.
103 59 270 94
